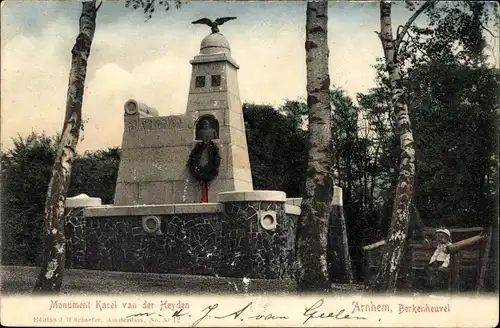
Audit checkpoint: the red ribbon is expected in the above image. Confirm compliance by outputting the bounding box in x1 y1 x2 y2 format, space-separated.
199 179 208 203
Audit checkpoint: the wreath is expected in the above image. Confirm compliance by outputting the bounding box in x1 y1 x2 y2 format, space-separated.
187 141 221 182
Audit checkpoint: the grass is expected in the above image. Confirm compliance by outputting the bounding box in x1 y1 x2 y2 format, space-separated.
1 265 298 295
1 265 366 295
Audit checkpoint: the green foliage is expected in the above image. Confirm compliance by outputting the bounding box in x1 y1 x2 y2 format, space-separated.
68 148 121 204
402 1 499 227
1 133 57 266
410 63 499 227
329 87 392 278
243 102 308 197
125 0 183 20
400 1 497 69
361 0 499 230
278 100 309 131
1 133 120 266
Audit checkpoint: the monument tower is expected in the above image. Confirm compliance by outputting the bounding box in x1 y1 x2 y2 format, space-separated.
114 17 253 205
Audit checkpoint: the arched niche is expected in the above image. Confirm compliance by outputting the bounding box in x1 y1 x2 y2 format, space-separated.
195 115 219 141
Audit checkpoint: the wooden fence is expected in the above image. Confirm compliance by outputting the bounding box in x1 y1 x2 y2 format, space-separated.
362 227 497 292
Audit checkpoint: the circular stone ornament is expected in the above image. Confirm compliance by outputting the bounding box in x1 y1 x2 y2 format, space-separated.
259 210 278 231
142 216 161 234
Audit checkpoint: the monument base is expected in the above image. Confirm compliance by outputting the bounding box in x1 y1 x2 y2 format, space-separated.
65 187 349 281
65 191 299 280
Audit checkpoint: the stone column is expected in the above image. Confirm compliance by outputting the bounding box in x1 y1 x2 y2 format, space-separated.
217 191 296 279
328 186 354 283
64 194 101 269
286 186 353 283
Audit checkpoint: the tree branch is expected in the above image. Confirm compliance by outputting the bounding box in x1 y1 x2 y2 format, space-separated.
396 25 403 40
480 21 498 38
404 30 431 62
395 0 435 51
96 1 103 11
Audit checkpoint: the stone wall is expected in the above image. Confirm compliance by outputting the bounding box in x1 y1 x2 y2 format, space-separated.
65 189 351 282
216 191 298 279
65 192 299 280
219 201 298 279
65 207 87 269
84 212 221 275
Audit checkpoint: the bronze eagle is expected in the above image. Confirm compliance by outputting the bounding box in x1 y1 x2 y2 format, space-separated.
192 17 237 34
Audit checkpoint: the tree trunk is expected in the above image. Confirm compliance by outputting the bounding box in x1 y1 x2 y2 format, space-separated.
296 0 334 292
370 142 381 201
33 0 97 293
363 141 369 208
369 1 417 292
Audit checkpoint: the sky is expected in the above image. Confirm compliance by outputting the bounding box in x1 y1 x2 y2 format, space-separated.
1 1 498 153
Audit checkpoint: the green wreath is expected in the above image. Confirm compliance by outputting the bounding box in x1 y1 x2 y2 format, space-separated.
187 141 221 182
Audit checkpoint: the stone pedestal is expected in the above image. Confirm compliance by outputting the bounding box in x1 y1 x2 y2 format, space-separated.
64 194 101 269
65 193 299 279
327 187 354 283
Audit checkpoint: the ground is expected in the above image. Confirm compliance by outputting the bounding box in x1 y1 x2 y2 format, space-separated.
1 266 364 295
0 265 292 295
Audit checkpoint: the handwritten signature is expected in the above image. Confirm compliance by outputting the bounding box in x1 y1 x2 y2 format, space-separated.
302 299 367 324
191 302 290 326
124 299 368 326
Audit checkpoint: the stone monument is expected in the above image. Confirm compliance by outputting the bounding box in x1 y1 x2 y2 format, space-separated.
114 18 253 205
63 19 350 282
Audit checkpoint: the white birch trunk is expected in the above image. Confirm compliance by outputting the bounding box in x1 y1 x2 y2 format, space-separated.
33 0 98 293
296 0 334 292
369 0 417 292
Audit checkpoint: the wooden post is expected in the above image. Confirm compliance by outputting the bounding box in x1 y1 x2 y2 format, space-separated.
447 234 487 254
476 227 493 293
450 252 462 292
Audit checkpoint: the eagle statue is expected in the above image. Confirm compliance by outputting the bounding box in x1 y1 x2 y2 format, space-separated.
191 17 237 34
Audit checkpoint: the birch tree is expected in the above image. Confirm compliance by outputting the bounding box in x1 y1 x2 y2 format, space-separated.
296 0 334 292
369 0 434 292
33 0 100 293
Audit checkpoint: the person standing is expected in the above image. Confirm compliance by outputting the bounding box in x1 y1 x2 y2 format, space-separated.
426 228 453 292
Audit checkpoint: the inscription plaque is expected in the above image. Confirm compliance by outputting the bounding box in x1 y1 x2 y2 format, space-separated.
189 98 228 109
126 116 183 132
